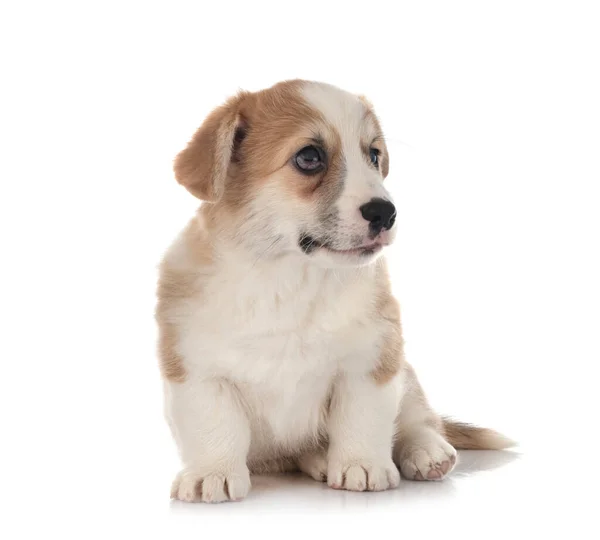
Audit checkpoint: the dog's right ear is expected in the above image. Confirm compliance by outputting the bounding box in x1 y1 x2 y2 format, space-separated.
174 93 248 201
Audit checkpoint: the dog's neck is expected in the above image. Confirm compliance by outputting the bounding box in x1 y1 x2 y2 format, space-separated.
189 209 383 314
217 243 373 291
206 247 380 334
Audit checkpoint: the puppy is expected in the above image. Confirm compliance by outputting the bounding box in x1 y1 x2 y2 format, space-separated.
157 80 512 503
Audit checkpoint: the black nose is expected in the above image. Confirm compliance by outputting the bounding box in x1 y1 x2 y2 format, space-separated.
360 198 396 232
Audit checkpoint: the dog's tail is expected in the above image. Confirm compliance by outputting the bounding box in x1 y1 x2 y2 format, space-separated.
442 418 515 450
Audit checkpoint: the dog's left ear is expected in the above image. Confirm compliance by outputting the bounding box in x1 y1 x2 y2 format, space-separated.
174 92 248 201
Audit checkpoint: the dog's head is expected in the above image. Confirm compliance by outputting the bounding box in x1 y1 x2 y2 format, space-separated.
175 80 396 268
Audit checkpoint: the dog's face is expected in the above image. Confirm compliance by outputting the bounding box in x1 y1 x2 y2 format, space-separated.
175 80 396 268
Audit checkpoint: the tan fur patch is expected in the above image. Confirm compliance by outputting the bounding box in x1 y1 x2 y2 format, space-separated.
156 263 191 382
373 325 403 385
442 419 515 450
174 92 250 201
229 80 339 207
157 322 186 383
371 262 405 384
155 217 214 382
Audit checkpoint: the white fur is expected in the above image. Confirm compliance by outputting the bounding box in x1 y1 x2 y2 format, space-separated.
326 373 401 491
167 243 392 446
394 428 457 481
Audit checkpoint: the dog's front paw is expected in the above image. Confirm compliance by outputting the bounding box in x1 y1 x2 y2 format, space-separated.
327 456 400 492
170 465 251 503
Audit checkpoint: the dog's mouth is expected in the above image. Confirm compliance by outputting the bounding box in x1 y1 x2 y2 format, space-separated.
298 234 386 257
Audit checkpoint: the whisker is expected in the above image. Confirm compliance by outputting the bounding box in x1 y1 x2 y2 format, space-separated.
250 235 283 268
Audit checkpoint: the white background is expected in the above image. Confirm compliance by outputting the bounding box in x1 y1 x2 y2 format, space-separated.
1 1 599 538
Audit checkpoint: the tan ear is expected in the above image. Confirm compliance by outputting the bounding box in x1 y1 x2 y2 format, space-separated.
174 93 247 201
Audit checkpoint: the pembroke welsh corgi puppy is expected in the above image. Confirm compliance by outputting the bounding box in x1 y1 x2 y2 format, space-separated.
157 80 512 503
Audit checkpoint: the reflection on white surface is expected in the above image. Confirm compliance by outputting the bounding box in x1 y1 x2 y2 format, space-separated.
168 450 521 514
160 448 586 539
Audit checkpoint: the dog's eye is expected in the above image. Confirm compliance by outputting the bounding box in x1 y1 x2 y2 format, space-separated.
369 148 380 167
294 146 325 174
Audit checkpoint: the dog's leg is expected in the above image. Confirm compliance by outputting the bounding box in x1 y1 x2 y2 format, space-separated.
166 379 251 503
326 374 401 492
393 365 457 481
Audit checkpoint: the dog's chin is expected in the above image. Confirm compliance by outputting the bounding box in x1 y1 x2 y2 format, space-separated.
315 246 386 268
298 236 388 268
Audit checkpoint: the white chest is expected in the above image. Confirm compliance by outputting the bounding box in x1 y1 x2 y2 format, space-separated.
175 256 382 449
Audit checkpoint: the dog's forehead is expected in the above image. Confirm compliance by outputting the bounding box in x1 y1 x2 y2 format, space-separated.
300 81 376 141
